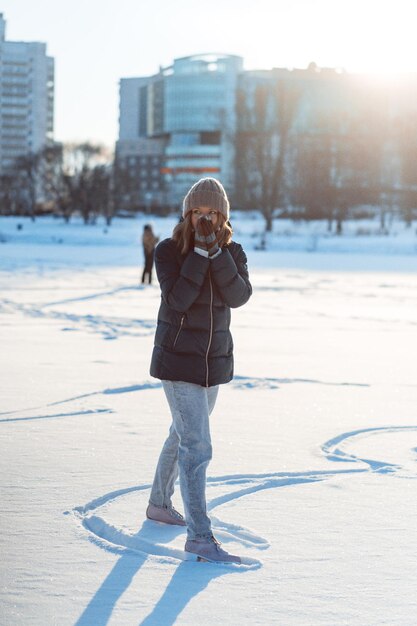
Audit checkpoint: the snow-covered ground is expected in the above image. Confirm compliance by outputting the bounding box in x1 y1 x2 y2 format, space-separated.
1 214 417 625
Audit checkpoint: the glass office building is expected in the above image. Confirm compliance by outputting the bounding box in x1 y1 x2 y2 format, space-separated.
116 53 242 209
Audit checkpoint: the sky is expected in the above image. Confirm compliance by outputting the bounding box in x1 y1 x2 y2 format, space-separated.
0 0 416 147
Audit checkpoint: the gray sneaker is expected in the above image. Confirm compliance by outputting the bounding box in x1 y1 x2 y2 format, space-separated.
185 535 241 564
146 503 186 526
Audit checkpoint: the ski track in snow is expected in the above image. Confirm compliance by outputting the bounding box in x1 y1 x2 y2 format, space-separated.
38 284 145 307
71 425 417 570
232 374 368 389
2 273 417 347
0 375 368 418
0 408 113 424
0 298 155 340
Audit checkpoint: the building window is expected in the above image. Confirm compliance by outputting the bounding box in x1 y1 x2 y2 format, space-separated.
200 131 221 145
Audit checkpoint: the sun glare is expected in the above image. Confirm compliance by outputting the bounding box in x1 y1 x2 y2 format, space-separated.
322 1 416 76
242 0 417 79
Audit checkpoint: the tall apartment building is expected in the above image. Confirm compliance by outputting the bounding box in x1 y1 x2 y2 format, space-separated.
0 13 54 176
116 53 242 210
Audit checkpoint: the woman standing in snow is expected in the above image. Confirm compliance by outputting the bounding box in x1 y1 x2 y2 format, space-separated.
146 177 252 564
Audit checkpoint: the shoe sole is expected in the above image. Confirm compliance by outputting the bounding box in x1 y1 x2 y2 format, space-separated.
146 515 186 527
184 551 241 564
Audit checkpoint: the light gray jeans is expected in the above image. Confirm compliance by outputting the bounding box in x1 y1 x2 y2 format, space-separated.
149 380 219 540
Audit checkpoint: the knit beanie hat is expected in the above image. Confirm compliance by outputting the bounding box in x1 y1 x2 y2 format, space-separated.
182 177 230 220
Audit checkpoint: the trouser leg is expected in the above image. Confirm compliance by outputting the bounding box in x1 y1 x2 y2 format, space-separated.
207 385 219 416
161 380 218 540
149 421 180 508
144 253 153 284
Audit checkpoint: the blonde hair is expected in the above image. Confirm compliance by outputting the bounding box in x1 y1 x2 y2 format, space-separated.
172 212 233 256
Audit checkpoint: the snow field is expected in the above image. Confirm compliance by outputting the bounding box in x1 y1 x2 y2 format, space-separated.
1 214 417 625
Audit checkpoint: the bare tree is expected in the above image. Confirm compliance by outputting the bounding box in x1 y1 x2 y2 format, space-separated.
291 131 334 223
397 111 417 227
235 77 300 232
0 174 15 215
89 165 112 225
61 143 111 224
290 97 390 234
12 151 42 219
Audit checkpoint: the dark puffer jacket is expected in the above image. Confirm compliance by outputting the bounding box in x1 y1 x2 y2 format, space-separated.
150 238 252 387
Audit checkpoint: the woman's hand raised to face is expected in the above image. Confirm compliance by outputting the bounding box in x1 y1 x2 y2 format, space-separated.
196 214 215 235
195 216 220 257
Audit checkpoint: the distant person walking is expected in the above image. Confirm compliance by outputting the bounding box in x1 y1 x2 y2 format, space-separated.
145 177 252 564
141 224 159 285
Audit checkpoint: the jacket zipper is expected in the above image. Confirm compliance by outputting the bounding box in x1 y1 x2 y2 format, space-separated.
173 314 185 348
205 273 214 387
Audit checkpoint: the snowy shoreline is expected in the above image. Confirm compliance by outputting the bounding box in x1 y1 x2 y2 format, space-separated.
1 213 417 273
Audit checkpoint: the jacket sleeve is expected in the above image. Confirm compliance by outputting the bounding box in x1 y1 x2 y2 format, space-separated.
210 244 252 308
155 240 209 312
